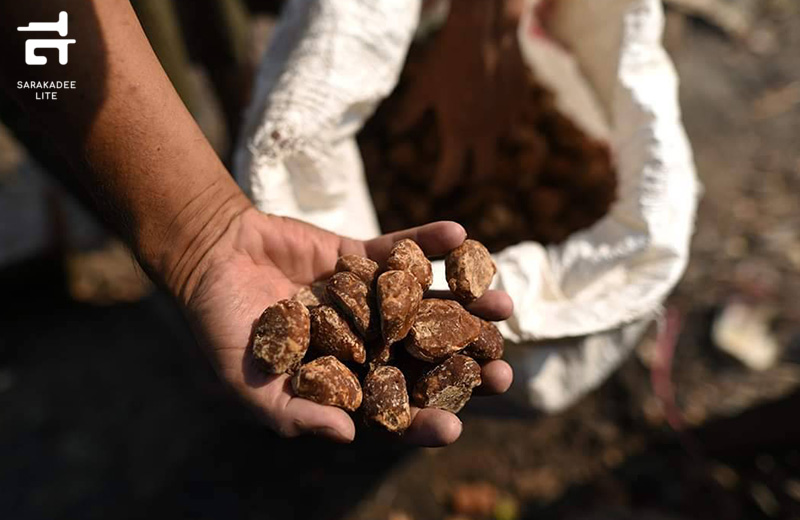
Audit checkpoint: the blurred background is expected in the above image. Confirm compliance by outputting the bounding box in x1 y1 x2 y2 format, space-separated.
2 0 800 519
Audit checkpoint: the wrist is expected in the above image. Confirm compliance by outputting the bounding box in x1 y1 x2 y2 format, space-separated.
139 177 253 304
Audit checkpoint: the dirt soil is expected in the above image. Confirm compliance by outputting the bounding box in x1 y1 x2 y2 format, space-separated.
2 3 800 520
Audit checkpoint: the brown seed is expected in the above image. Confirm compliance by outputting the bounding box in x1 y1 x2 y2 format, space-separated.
362 366 411 433
412 354 481 413
309 305 366 364
292 281 327 308
335 255 380 288
386 239 433 291
326 272 374 336
377 270 423 345
252 299 310 374
292 356 362 411
445 240 496 303
406 299 481 363
464 320 504 361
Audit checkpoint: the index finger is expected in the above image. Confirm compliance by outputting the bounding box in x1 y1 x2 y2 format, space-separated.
364 221 466 264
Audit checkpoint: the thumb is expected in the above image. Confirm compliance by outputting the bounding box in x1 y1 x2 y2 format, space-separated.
274 398 357 443
234 372 357 443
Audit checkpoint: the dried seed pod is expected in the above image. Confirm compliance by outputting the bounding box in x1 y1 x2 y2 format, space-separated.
292 356 362 411
252 299 310 374
406 299 481 363
309 305 366 364
326 272 373 336
412 354 481 413
377 270 423 345
292 281 327 308
362 366 411 433
335 255 380 288
464 320 504 361
386 238 433 291
445 240 496 303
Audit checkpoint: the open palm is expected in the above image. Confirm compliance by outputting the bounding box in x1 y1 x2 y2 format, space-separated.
183 209 513 446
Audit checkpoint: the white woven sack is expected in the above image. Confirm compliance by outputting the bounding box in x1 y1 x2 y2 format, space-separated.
234 0 699 412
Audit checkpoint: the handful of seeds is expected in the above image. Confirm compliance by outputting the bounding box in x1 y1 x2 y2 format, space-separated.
251 238 504 434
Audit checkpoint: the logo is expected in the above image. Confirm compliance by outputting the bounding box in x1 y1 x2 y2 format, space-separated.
17 11 75 65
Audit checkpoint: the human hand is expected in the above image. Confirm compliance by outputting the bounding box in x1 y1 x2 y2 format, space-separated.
178 208 513 446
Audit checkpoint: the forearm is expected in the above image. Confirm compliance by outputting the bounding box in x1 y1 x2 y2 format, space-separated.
0 1 251 298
